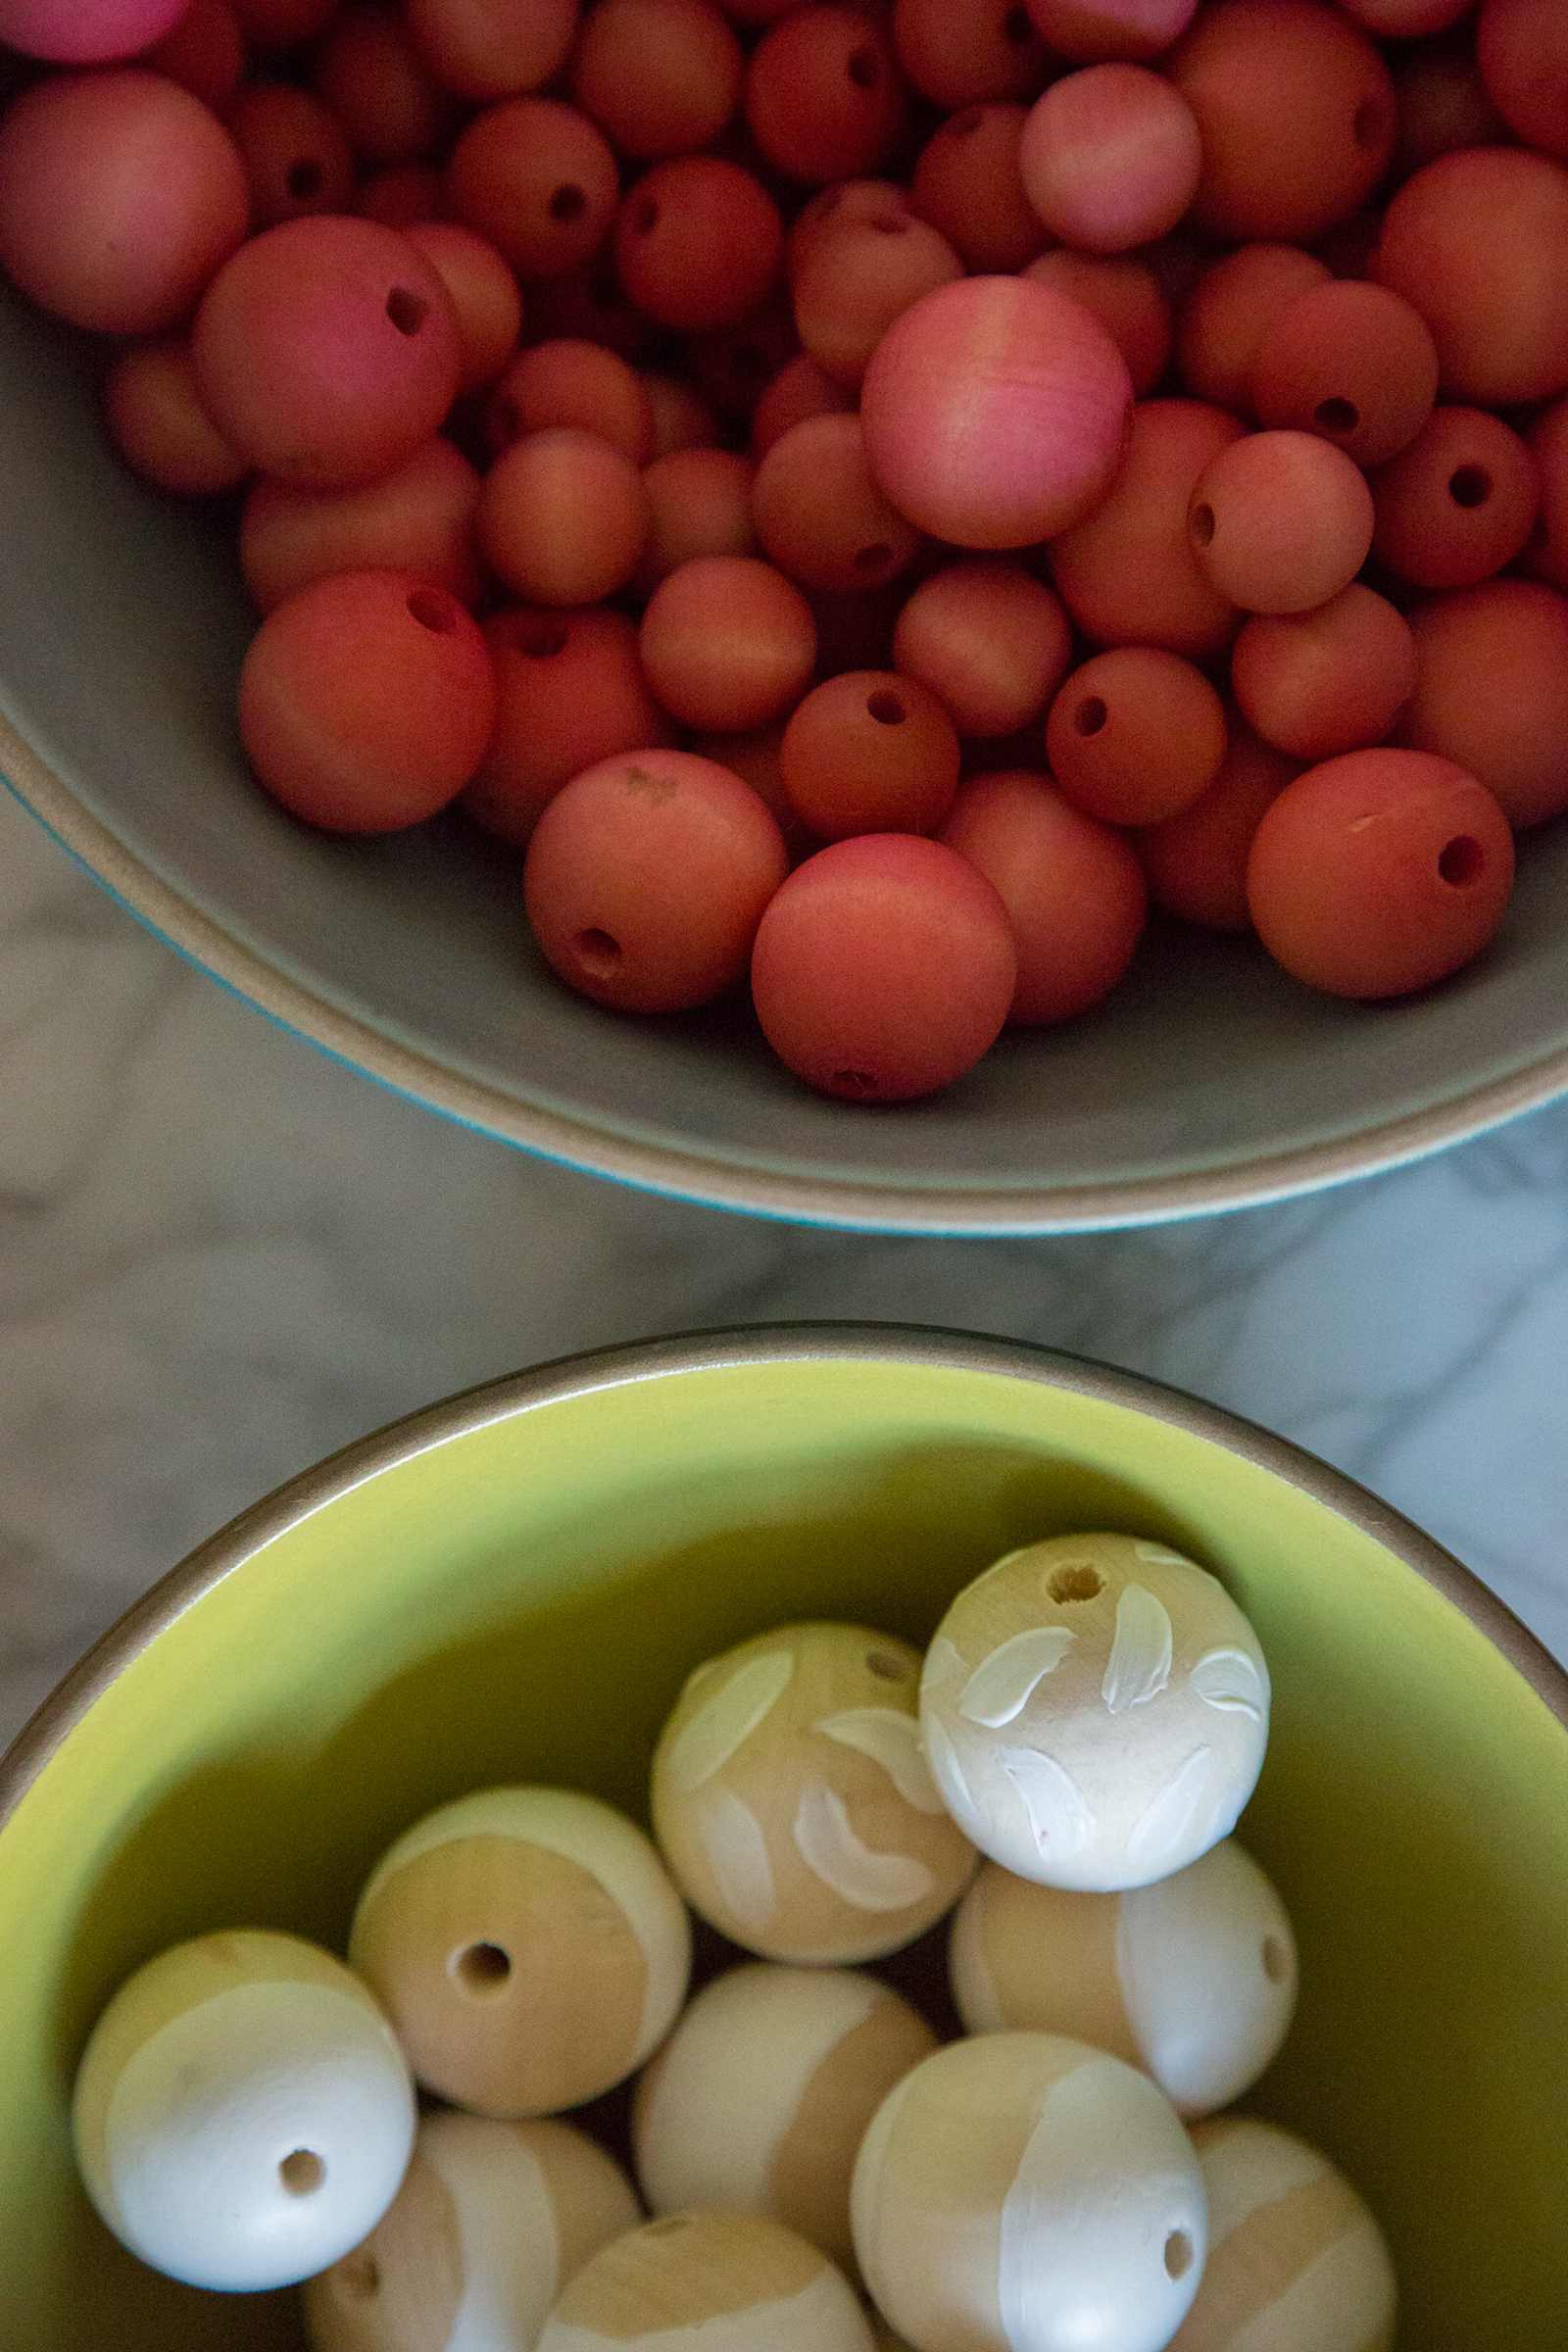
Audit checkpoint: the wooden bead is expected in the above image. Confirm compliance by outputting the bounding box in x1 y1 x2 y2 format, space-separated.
1165 2117 1396 2351
348 1788 692 2119
632 1962 938 2267
71 1929 416 2292
919 1534 1271 1892
536 2211 875 2351
851 2032 1207 2352
302 2110 641 2351
950 1836 1298 2117
651 1622 978 1963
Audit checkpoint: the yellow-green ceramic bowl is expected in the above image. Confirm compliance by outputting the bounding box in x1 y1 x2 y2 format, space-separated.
1 1326 1564 2350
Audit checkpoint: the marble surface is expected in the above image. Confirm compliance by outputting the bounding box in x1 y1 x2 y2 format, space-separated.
2 774 1567 1751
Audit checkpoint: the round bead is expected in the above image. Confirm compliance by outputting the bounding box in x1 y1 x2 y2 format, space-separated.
1166 2117 1396 2351
919 1534 1271 1893
851 2032 1207 2352
950 1836 1298 2117
651 1623 978 1963
71 1929 416 2292
536 2212 875 2352
347 1787 692 2118
302 2110 641 2352
632 1962 938 2266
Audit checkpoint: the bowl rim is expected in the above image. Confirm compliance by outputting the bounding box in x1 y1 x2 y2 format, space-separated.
3 1320 1563 1835
7 727 1566 1235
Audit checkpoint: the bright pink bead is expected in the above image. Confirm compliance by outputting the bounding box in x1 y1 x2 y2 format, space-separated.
523 750 789 1014
0 0 188 60
749 833 1017 1101
859 274 1133 550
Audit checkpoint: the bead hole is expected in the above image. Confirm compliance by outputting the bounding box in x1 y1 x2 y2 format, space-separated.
867 689 906 724
1261 1934 1291 1983
1448 465 1492 509
279 2149 324 2196
847 44 878 88
1074 696 1107 737
1189 501 1215 548
1314 396 1358 432
385 286 428 336
340 2251 380 2300
1438 834 1483 885
455 1940 513 1990
576 927 623 969
550 182 587 222
1049 1564 1104 1602
1164 2230 1194 2280
866 1648 908 1680
407 588 458 633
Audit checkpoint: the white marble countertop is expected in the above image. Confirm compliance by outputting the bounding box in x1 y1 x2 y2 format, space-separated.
3 775 1566 1750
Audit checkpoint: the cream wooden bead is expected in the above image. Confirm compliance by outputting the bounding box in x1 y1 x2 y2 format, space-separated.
632 1961 938 2267
850 2031 1207 2352
535 2211 875 2352
651 1623 978 1963
302 2110 642 2352
920 1535 1270 1892
1164 2117 1396 2352
71 1928 416 2293
348 1787 692 2118
949 1838 1298 2118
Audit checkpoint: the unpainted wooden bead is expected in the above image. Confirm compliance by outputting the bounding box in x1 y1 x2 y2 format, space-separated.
348 1787 692 2119
851 2032 1207 2352
950 1836 1297 2117
1165 2116 1396 2351
919 1534 1270 1893
302 2109 641 2352
536 2211 875 2351
651 1623 978 1963
72 1929 416 2293
632 1961 938 2267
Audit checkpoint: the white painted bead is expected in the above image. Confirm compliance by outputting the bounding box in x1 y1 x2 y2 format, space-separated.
632 1961 937 2266
1165 2116 1396 2351
348 1787 692 2118
920 1536 1270 1892
71 1929 416 2293
651 1623 978 1963
535 2212 875 2352
302 2109 642 2352
851 2031 1207 2352
950 1838 1298 2117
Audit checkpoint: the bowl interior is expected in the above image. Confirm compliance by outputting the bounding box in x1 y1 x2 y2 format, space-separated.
0 1332 1564 2350
3 286 1567 1229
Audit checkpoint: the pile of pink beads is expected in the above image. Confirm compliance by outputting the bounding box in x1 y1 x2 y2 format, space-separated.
72 1533 1400 2352
0 0 1565 1097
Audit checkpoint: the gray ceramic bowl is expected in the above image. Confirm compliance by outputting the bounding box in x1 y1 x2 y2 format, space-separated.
3 281 1567 1232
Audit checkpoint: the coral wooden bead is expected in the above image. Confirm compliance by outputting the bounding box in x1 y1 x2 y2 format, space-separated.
1188 430 1373 617
950 1837 1298 2117
1368 406 1540 593
225 80 355 227
752 414 923 599
852 2033 1207 2352
750 835 1018 1102
1174 242 1331 419
910 104 1050 276
348 1786 692 2119
444 98 619 281
1398 581 1568 832
894 562 1072 740
1246 747 1515 998
486 340 654 466
860 275 1133 552
0 0 188 58
752 354 853 458
192 217 463 491
238 569 497 832
652 1622 977 1961
523 749 788 1013
72 1929 416 2292
614 156 783 336
403 0 578 105
1019 65 1202 254
1477 0 1568 163
0 68 249 337
745 5 906 187
239 437 482 614
1138 719 1298 932
640 555 815 732
892 0 1054 109
537 2213 875 2352
1047 646 1227 826
1022 0 1198 63
634 447 757 592
1024 250 1172 398
792 208 963 392
303 2111 641 2352
781 670 959 839
479 428 651 608
1165 2118 1396 2352
570 0 743 162
102 332 249 496
1230 583 1416 762
632 1963 937 2264
1251 280 1438 472
1370 147 1568 409
403 222 522 395
920 1533 1271 1893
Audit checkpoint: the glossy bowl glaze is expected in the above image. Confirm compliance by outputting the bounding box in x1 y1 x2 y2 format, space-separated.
0 1324 1564 2349
3 286 1568 1231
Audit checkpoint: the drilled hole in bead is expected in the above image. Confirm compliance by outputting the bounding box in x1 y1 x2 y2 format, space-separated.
854 542 894 574
1189 501 1215 547
286 158 322 201
1448 464 1492 509
385 286 428 335
550 181 587 223
848 44 879 87
515 617 570 659
1074 695 1107 736
1164 2230 1195 2280
407 589 457 633
1261 1934 1291 1983
866 1648 908 1680
340 2252 380 2300
1438 833 1483 885
1004 3 1033 40
867 689 906 724
454 1940 513 1990
1049 1563 1104 1602
833 1069 879 1093
1352 97 1387 148
576 928 624 971
1315 396 1358 432
279 2150 324 2196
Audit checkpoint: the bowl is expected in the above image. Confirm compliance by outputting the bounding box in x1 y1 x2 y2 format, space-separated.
0 1322 1564 2350
3 286 1568 1232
